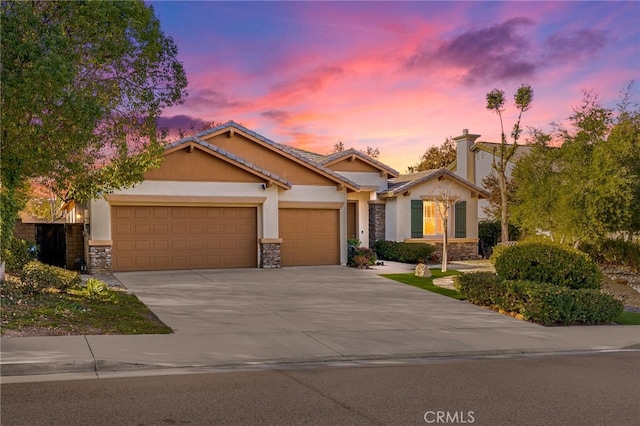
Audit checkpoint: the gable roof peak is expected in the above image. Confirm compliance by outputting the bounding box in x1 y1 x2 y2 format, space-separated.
321 149 400 178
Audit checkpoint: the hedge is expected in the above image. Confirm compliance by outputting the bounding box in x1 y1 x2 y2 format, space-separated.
454 272 623 325
579 238 640 273
21 261 81 294
493 241 602 289
373 240 435 264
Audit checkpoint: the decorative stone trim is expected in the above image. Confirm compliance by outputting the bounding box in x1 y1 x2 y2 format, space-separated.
368 201 385 248
409 239 480 261
260 241 281 268
88 242 112 274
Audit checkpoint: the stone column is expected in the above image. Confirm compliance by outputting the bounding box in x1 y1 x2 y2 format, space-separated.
259 238 282 268
368 201 386 248
88 241 112 273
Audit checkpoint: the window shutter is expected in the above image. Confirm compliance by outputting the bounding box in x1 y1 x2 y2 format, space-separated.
411 200 423 238
455 201 466 238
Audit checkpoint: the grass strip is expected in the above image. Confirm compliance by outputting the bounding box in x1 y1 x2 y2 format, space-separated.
614 310 640 325
381 270 465 300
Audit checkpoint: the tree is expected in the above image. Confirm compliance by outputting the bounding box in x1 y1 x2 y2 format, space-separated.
175 120 223 139
329 141 381 159
430 185 462 272
511 84 640 245
24 181 66 223
362 146 380 159
408 138 456 173
485 84 533 243
330 140 345 154
1 1 187 265
480 172 516 221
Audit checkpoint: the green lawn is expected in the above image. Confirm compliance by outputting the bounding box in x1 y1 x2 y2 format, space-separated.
0 277 172 335
381 269 465 300
615 310 640 325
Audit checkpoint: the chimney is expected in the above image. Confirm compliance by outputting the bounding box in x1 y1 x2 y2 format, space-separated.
452 129 481 183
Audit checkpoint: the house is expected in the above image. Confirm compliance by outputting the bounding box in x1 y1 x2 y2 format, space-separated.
86 121 488 273
449 129 532 219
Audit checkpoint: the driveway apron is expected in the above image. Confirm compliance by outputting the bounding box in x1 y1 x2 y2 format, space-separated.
105 266 640 368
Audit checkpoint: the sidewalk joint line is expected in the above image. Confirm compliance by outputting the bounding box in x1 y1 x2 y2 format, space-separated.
84 335 98 372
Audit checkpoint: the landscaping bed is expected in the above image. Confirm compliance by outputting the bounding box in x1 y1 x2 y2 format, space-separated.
454 242 640 326
1 263 172 337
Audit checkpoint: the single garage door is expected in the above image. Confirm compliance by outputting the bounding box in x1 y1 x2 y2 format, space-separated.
279 208 340 266
112 206 257 271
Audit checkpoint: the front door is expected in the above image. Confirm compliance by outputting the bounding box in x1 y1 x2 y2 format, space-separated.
347 201 357 241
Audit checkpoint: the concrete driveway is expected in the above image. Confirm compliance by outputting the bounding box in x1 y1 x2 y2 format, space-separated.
2 265 639 377
102 265 640 368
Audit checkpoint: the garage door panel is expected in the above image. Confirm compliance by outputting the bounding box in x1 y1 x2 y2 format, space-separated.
134 224 151 235
134 208 150 220
112 206 257 271
279 208 340 267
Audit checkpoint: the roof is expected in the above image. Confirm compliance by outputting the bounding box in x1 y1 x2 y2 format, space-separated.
471 141 533 161
320 149 400 178
380 168 490 199
166 136 293 189
170 121 361 191
286 146 327 163
447 141 533 171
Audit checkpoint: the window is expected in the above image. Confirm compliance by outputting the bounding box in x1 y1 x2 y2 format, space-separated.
423 201 444 235
411 200 466 238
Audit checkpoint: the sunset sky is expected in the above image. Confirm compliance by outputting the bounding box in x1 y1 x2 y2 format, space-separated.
150 1 640 172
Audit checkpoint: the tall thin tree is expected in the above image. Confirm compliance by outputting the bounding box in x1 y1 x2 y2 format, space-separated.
486 85 533 243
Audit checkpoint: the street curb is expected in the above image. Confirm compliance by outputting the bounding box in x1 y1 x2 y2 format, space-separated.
1 360 97 377
4 348 640 378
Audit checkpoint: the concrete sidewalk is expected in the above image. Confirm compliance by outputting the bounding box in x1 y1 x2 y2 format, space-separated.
2 264 639 380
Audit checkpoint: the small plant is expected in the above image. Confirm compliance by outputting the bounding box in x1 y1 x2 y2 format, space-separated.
21 261 81 294
77 278 111 301
349 247 376 268
347 237 361 247
493 241 602 289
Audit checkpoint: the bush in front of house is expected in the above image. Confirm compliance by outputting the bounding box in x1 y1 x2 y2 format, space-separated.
21 261 81 294
348 246 377 269
373 240 436 264
493 241 602 290
512 281 623 325
2 237 38 272
579 238 640 273
454 272 623 325
454 272 502 306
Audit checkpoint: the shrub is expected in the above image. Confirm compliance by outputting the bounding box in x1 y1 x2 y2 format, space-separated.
493 241 602 289
453 272 501 306
454 273 623 325
513 281 623 325
488 244 509 265
348 246 376 268
374 240 436 264
21 261 81 294
2 237 38 272
579 238 640 273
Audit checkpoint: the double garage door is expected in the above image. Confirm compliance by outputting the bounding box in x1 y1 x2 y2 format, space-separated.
112 206 340 271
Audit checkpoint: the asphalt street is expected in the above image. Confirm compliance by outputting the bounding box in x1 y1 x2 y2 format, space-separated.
2 351 639 426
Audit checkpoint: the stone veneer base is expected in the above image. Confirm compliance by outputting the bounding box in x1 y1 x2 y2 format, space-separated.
260 242 281 268
88 244 112 274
